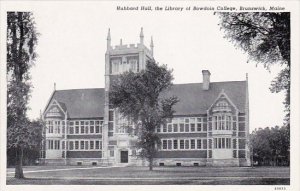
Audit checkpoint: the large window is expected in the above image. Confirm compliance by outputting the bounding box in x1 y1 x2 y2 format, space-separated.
47 139 60 150
111 59 121 74
68 140 102 151
68 120 103 135
213 114 232 130
111 59 138 74
161 138 206 150
129 59 138 72
47 120 64 134
214 138 231 149
158 117 207 133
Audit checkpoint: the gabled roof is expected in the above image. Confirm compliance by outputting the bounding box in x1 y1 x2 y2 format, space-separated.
46 88 105 119
44 81 246 119
162 81 246 115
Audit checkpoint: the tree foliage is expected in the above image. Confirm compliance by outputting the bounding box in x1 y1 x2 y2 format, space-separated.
110 60 178 170
250 126 290 166
217 12 290 124
7 12 39 178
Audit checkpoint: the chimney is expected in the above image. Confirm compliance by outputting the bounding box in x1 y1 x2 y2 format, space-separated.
202 70 211 90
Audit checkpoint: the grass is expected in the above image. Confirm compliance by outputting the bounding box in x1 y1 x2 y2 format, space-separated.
6 166 290 185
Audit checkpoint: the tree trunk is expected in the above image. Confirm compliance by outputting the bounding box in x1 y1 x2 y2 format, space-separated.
15 147 24 179
149 157 153 171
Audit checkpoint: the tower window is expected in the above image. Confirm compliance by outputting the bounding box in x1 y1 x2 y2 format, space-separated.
111 59 121 74
129 59 138 72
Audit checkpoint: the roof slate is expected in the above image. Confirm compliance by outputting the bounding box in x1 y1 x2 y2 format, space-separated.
162 81 246 116
51 88 105 119
46 81 246 119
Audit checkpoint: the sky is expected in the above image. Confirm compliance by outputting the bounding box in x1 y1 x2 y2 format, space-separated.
6 1 286 132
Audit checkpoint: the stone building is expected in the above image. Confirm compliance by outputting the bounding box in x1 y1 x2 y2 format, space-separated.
41 28 250 166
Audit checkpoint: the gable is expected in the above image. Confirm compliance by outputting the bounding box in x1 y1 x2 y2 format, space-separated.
44 100 66 119
208 92 238 115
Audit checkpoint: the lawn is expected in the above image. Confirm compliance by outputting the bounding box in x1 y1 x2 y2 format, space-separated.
6 166 290 185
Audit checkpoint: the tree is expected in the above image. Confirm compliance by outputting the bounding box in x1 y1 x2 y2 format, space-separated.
110 60 178 170
250 126 290 166
217 12 290 125
7 119 44 167
7 12 39 178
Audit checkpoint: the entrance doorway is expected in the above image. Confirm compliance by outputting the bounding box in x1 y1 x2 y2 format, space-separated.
120 151 128 163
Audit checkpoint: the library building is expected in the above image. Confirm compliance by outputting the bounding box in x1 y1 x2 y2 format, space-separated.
40 28 251 167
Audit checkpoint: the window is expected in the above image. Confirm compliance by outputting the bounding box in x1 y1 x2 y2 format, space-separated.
226 138 231 148
95 141 100 149
75 126 79 134
69 122 74 134
214 138 231 149
180 140 184 149
111 59 120 74
213 114 232 130
109 110 114 121
90 141 94 149
69 141 74 150
161 117 206 133
80 141 84 150
218 138 221 148
239 139 246 149
96 126 100 134
197 139 202 149
75 141 79 150
129 59 138 72
167 124 172 132
185 140 189 149
222 138 225 148
173 140 178 149
190 124 195 132
48 140 53 150
81 126 85 134
185 124 189 132
163 124 167 132
90 126 94 133
54 140 60 149
173 124 178 132
191 139 195 149
197 123 202 131
162 140 167 150
179 124 184 132
70 127 74 134
48 121 53 133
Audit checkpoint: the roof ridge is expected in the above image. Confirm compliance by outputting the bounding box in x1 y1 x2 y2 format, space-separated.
173 80 246 86
55 87 104 91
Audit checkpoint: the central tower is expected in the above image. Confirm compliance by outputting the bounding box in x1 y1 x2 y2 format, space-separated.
103 28 154 165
